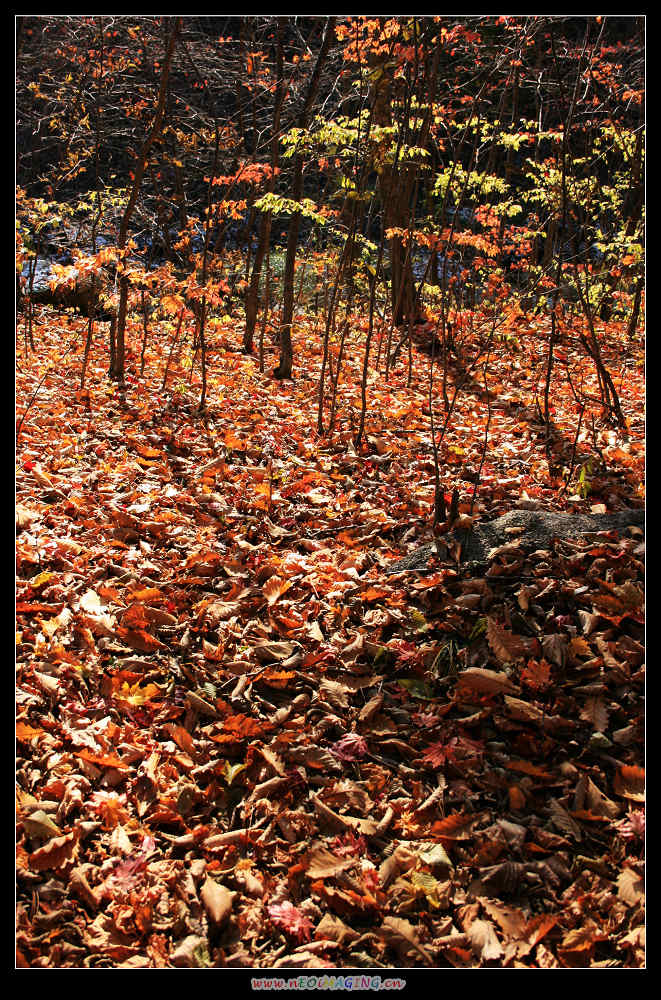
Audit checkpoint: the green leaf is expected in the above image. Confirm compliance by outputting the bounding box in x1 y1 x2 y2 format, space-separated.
410 609 430 633
469 618 488 643
192 942 212 968
398 678 434 700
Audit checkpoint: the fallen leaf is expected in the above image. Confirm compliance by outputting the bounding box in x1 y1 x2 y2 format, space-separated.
617 867 644 907
29 829 79 871
268 901 314 943
305 844 355 879
379 916 433 965
201 877 234 925
487 618 531 663
468 918 504 961
614 765 645 802
456 666 517 695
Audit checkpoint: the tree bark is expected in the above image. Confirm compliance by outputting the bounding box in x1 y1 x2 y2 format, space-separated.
243 22 284 354
274 16 335 380
110 16 181 380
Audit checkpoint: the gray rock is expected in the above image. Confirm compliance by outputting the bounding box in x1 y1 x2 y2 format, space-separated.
387 508 644 574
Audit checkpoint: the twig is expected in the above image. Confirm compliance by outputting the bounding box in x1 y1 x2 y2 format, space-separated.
16 340 79 441
560 402 585 496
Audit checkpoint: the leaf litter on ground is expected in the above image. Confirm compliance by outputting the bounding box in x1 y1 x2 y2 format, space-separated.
16 307 644 968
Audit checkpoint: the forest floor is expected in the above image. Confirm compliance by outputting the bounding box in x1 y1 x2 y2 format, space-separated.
16 302 645 969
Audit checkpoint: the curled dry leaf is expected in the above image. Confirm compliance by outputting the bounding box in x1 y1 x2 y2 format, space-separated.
23 810 62 841
475 861 528 896
263 574 293 607
319 678 350 709
69 866 101 910
29 829 79 871
575 775 620 819
16 504 37 530
557 919 607 966
503 695 545 726
467 918 504 961
310 793 377 836
358 693 384 722
200 877 234 925
614 765 645 802
314 912 360 947
616 867 644 907
541 633 568 668
379 916 433 965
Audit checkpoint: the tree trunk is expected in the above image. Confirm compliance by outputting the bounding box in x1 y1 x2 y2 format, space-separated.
243 23 283 354
110 17 181 380
274 16 335 379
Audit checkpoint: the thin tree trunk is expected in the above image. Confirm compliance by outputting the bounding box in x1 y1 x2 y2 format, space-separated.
110 16 181 380
258 246 271 373
162 305 185 392
274 16 335 379
355 234 385 446
139 290 149 376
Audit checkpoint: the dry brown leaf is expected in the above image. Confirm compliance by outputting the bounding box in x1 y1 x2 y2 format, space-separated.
475 861 526 896
305 844 355 880
541 633 568 668
358 693 383 722
617 867 644 907
570 635 592 659
456 666 517 695
319 678 350 709
580 695 609 733
314 912 360 946
200 878 234 924
549 798 582 841
253 640 298 662
29 829 79 871
614 764 645 802
468 918 504 961
557 920 604 966
310 793 377 836
503 695 544 725
379 916 433 965
16 504 37 530
263 574 293 607
259 745 287 776
480 900 527 941
581 775 620 819
487 617 532 663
